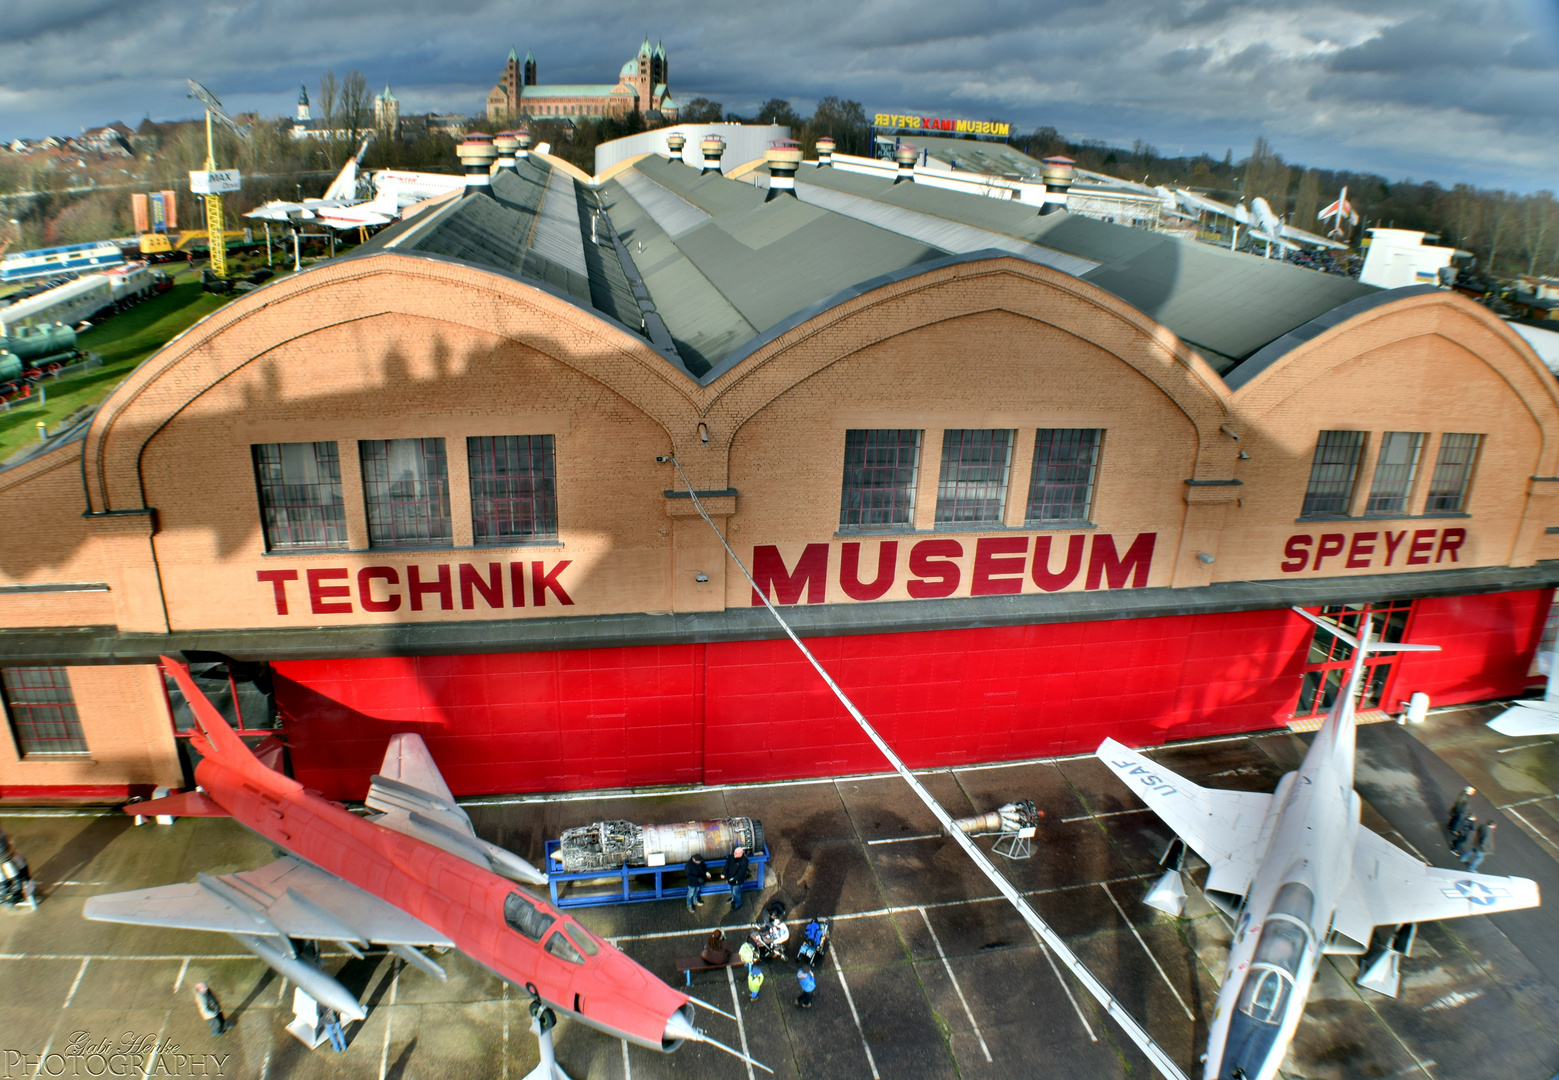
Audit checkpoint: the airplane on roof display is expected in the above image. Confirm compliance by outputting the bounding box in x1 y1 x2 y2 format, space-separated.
1166 188 1347 255
84 658 764 1074
1317 186 1360 240
244 137 375 224
1098 608 1540 1080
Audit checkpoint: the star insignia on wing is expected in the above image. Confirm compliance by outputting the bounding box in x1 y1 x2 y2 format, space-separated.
1441 879 1510 906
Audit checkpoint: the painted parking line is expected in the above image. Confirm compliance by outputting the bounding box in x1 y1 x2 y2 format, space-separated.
1504 806 1559 857
724 965 756 1080
62 957 89 1008
378 961 401 1080
1101 883 1195 1021
606 872 1159 945
1061 807 1152 824
918 907 991 1062
828 943 880 1080
621 1037 632 1080
173 957 190 993
1029 927 1097 1041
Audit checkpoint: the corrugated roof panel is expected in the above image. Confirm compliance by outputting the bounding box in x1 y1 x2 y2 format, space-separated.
613 170 710 238
529 167 589 279
599 177 757 374
794 181 1097 277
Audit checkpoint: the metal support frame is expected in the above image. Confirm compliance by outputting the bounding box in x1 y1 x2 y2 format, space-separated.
545 844 770 910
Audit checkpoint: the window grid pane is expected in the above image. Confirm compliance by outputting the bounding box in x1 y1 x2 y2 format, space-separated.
252 442 347 550
1301 430 1365 517
840 429 921 528
1365 431 1424 515
936 429 1014 525
2 666 86 755
1426 433 1482 512
468 435 558 542
361 438 453 547
1026 428 1101 524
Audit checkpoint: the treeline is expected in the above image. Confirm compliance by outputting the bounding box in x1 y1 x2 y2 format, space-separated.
1011 130 1557 279
10 77 1555 281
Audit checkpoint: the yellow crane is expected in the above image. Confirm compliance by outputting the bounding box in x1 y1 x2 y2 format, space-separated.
186 79 250 279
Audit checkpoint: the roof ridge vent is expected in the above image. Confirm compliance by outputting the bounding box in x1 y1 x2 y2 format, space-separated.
764 141 802 202
1041 156 1074 216
456 134 497 189
893 144 918 185
493 132 519 171
699 134 725 175
815 137 835 167
665 131 686 161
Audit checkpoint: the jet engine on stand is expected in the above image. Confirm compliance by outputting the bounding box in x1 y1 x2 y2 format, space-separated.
951 800 1044 859
551 818 765 873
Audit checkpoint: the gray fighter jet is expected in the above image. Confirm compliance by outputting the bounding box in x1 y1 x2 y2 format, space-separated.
1098 606 1540 1080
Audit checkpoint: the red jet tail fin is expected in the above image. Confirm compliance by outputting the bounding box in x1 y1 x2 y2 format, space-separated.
160 655 254 763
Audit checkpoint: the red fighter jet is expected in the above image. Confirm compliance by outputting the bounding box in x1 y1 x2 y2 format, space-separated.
85 658 761 1070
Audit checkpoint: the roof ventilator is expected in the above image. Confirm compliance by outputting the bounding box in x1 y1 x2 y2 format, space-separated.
815 137 835 167
456 134 497 189
1040 156 1074 216
893 144 919 184
699 134 725 175
764 142 803 202
493 132 520 172
665 132 686 162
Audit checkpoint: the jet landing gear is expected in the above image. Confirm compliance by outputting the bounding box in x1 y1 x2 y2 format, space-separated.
524 983 573 1080
1143 837 1188 917
1357 923 1417 997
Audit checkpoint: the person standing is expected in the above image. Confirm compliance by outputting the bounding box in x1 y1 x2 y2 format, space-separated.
795 966 816 1009
1451 814 1477 856
747 964 764 1002
322 1007 347 1052
738 939 757 974
193 982 227 1036
1448 787 1476 833
684 853 707 911
725 846 751 912
1464 821 1496 873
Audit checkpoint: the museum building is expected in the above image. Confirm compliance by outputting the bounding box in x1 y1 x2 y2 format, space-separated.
2 142 1557 803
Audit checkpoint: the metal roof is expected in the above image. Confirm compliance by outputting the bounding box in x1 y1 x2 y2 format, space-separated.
350 148 1381 386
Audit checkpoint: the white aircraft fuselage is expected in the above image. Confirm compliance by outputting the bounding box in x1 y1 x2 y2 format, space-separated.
1203 711 1359 1080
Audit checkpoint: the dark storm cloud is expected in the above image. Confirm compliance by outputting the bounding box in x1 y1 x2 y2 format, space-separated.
0 0 1554 190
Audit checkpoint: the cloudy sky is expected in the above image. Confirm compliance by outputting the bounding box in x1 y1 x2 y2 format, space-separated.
2 0 1555 191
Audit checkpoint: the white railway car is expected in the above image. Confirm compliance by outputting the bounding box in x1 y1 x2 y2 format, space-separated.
0 241 124 284
102 261 159 306
0 275 113 335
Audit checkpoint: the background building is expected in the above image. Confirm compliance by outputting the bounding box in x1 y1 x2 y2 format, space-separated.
487 39 677 122
2 145 1556 803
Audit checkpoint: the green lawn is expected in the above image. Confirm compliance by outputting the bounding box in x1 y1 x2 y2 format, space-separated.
0 275 253 463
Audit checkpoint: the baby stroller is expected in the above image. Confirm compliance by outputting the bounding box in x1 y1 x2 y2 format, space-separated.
795 917 830 968
748 900 791 963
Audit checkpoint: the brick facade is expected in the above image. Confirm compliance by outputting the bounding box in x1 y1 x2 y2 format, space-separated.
2 251 1556 798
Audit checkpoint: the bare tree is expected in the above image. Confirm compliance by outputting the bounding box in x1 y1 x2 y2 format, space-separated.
1484 190 1518 273
1293 170 1320 230
317 70 339 163
340 70 371 153
1521 191 1558 277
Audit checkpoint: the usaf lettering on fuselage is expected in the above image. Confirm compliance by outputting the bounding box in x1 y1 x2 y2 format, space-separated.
1115 760 1177 796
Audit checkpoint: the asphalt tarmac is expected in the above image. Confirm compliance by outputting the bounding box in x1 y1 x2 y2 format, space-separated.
2 704 1558 1080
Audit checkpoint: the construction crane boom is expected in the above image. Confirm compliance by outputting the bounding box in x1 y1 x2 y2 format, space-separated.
187 79 249 279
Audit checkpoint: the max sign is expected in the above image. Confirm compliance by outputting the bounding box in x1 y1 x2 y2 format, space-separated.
752 533 1156 605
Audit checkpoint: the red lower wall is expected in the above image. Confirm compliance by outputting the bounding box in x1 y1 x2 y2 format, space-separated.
273 590 1551 801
